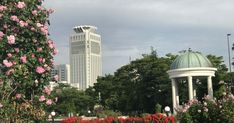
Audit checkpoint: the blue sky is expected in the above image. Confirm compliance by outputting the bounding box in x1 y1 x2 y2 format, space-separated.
44 0 234 74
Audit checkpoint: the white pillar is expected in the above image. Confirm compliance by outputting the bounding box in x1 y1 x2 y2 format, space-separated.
207 76 213 98
175 81 179 106
188 76 193 100
171 79 177 114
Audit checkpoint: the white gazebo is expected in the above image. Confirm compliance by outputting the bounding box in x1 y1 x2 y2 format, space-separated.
167 50 217 114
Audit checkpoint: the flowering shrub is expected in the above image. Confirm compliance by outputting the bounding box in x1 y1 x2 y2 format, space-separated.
0 0 57 122
176 94 234 123
61 113 175 123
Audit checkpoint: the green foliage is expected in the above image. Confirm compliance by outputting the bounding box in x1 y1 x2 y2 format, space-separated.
155 103 162 113
90 50 173 114
51 85 95 116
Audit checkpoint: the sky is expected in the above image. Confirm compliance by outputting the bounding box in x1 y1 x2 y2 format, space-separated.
44 0 234 74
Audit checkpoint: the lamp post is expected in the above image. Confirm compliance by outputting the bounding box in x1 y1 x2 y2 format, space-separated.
164 106 170 116
51 111 56 123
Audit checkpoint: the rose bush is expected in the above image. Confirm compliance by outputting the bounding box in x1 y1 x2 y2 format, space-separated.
0 0 57 122
176 94 234 123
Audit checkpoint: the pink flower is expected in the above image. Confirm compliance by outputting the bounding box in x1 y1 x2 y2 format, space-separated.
12 61 16 65
43 87 51 95
31 54 35 58
40 27 48 35
48 40 55 49
32 10 38 15
0 103 3 108
7 53 12 58
0 31 4 38
38 57 45 63
16 93 22 99
0 5 7 12
37 5 44 10
48 8 54 14
39 95 46 102
203 107 208 112
19 20 27 27
20 55 27 63
7 35 15 44
10 15 19 22
46 99 53 105
53 49 58 55
17 2 26 9
35 66 45 74
14 48 19 53
3 60 13 67
37 47 43 52
31 27 36 31
53 75 59 81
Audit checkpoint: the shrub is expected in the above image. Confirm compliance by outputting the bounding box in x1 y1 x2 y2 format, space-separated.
0 0 57 122
61 113 175 123
176 94 234 123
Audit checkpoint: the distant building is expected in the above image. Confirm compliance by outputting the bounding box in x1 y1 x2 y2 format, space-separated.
70 25 102 90
51 64 70 84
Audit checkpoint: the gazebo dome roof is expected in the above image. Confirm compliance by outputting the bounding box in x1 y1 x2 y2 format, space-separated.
170 51 213 70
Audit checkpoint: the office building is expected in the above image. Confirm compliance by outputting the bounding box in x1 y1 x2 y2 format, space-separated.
70 25 102 90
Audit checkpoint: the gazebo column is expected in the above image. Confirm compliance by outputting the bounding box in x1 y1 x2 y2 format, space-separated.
207 76 213 98
171 78 178 114
188 76 193 100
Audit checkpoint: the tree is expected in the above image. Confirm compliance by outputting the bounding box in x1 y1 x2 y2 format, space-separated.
90 49 173 114
0 0 57 122
52 85 95 116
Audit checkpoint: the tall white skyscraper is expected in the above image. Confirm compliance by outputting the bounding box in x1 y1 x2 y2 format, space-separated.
70 25 102 90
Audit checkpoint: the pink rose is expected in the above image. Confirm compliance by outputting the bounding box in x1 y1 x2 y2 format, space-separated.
32 10 38 15
37 5 44 10
7 35 15 44
0 5 7 12
39 95 46 102
20 55 27 63
3 60 13 67
40 27 48 35
38 57 45 63
17 2 26 9
31 27 36 31
53 75 59 81
53 49 58 55
31 54 35 58
0 103 3 108
12 61 16 65
48 40 55 49
35 66 45 74
14 48 19 53
0 31 4 38
10 15 19 22
48 8 54 14
37 47 43 52
7 53 12 58
16 93 22 99
19 20 27 27
46 99 53 105
43 87 51 95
